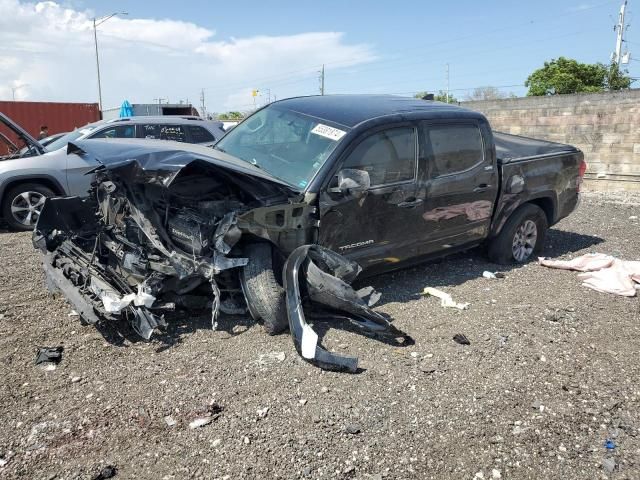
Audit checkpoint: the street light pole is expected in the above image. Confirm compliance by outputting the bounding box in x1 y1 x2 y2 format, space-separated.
93 17 103 112
92 12 127 113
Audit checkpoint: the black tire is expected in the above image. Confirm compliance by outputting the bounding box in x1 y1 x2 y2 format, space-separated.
240 243 288 335
488 204 548 264
2 183 55 231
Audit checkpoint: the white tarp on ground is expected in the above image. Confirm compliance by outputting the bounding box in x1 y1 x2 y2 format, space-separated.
539 253 640 297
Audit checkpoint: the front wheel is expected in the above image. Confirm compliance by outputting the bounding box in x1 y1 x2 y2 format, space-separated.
488 204 548 264
2 183 55 231
239 243 289 335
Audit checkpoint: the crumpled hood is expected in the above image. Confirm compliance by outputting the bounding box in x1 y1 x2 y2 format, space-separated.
69 138 298 192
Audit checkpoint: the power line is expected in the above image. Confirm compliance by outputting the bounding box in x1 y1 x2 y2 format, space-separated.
200 2 617 98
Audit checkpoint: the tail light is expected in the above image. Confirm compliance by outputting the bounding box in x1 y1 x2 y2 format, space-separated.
577 159 587 192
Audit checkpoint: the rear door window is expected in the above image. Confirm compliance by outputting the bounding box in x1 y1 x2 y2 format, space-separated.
423 124 484 176
187 125 215 143
342 127 416 187
90 125 136 139
137 124 187 142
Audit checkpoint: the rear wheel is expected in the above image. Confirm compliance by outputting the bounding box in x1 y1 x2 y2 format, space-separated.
488 204 548 264
239 243 288 335
2 183 55 231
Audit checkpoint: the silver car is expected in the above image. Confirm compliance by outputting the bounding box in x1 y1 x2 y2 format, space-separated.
0 114 226 230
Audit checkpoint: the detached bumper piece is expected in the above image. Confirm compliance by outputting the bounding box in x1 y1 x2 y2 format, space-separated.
284 245 412 373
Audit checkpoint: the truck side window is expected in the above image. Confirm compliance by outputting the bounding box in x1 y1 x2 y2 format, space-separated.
426 125 484 176
343 127 416 186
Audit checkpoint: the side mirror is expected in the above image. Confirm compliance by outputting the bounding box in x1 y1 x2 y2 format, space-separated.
328 169 371 199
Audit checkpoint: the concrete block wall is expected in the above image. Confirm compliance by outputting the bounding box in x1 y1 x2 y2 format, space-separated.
463 90 640 191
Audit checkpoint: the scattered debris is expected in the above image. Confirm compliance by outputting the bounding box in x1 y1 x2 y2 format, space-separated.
422 287 470 310
258 351 286 366
71 376 81 383
298 399 308 406
602 457 616 474
164 416 177 427
256 407 269 419
491 469 502 479
604 439 616 450
212 439 222 447
0 457 8 468
453 334 471 345
189 417 213 429
243 436 251 444
68 310 78 317
92 465 117 480
482 271 505 279
34 346 63 366
344 424 361 434
531 400 545 412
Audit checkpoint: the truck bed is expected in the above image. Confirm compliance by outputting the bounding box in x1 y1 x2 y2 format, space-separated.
494 131 579 164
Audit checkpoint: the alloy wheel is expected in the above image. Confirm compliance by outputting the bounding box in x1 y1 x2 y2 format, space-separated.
10 191 46 227
511 219 537 262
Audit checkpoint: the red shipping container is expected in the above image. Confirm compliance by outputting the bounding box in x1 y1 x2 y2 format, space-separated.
0 101 100 139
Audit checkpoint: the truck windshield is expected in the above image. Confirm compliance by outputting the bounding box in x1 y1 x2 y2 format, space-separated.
214 105 348 188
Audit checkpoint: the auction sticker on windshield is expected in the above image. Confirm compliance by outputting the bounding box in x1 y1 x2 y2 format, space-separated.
311 123 346 141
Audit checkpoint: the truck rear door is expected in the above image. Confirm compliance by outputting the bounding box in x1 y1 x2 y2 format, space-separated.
417 121 498 255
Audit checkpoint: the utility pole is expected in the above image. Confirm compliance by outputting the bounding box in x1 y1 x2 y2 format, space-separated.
319 64 325 95
612 1 630 65
445 63 450 103
93 12 127 114
200 88 206 118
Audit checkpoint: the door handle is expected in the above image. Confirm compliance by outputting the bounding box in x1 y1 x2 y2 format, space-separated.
397 198 423 208
473 183 492 192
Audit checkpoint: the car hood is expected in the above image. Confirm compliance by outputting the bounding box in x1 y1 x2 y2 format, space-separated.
69 138 298 192
0 112 45 159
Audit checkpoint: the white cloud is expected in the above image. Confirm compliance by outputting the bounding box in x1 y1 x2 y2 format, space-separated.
0 0 376 113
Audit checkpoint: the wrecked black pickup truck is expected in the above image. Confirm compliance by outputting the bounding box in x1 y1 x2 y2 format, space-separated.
33 95 585 372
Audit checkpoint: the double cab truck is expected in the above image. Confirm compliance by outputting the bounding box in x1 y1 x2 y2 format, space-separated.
34 95 586 371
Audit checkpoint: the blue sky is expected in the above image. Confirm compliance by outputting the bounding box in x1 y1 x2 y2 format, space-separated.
1 0 637 111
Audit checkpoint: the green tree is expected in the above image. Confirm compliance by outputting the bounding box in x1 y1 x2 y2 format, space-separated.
607 62 632 90
217 111 244 121
414 90 458 103
525 57 632 96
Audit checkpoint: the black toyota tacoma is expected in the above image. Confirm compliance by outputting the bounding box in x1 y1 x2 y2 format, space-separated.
34 95 585 372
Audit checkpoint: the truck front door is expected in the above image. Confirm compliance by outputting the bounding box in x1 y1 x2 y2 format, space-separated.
418 121 498 255
318 124 425 270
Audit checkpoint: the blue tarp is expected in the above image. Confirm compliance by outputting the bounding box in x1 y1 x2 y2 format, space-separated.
119 100 133 118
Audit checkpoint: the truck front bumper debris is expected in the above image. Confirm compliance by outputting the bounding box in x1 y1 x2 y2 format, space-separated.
284 245 413 373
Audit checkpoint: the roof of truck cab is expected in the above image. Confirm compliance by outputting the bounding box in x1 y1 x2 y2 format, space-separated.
272 94 485 128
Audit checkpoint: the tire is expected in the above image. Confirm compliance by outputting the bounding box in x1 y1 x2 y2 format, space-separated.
488 204 548 264
2 183 55 231
240 243 288 335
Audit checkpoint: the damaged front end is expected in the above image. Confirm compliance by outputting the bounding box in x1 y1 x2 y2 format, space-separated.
34 141 410 371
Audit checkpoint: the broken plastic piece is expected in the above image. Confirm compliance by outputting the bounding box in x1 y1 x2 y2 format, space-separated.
453 333 471 345
35 346 64 365
422 287 470 310
284 244 412 373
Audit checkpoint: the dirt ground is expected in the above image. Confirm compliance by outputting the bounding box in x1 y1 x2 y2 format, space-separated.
0 193 639 480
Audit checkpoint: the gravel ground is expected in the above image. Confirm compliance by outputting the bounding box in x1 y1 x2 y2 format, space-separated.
0 194 639 480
